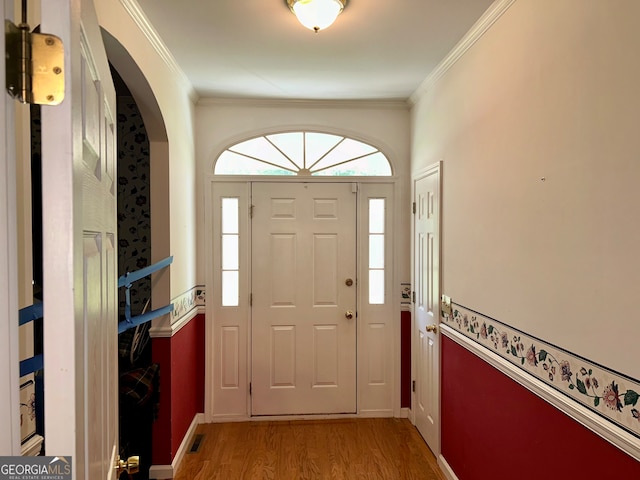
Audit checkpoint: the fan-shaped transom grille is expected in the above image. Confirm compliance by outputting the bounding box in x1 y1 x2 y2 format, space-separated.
214 131 392 176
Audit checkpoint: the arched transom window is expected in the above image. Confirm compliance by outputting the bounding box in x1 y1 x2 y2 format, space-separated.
214 131 392 176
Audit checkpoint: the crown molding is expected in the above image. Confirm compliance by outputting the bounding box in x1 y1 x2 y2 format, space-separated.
408 0 517 106
197 97 410 110
119 0 199 103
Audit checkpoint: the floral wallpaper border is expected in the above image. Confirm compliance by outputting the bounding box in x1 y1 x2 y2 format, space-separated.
442 304 640 439
171 286 206 321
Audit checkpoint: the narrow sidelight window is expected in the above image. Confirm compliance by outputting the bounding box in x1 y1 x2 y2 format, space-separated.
368 198 385 304
221 198 239 306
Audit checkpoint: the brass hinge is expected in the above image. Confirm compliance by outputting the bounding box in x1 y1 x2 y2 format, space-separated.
5 13 65 105
412 291 416 303
249 204 254 218
412 202 416 214
412 380 416 393
249 293 253 306
249 382 252 395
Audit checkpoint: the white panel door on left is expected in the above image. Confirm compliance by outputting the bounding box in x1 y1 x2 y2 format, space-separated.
1 0 21 454
41 0 119 477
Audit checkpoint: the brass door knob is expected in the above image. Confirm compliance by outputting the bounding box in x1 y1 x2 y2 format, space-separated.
116 455 140 476
345 278 354 287
426 324 438 334
345 310 354 319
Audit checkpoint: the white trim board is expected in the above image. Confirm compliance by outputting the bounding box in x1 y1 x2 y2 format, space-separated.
149 285 205 338
438 455 459 480
197 97 409 110
208 410 397 424
441 324 640 462
149 308 199 338
119 0 198 103
149 413 204 479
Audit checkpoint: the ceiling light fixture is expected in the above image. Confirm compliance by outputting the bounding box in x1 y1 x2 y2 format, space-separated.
286 0 347 33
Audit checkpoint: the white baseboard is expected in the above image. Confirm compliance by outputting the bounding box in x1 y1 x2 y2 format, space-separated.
399 407 410 419
209 411 399 423
149 412 204 479
148 464 172 480
357 409 394 418
438 454 459 480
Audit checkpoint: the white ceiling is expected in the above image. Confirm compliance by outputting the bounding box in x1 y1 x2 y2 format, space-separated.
134 0 495 101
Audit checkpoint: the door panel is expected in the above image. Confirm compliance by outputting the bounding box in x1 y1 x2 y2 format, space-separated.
414 167 441 455
1 0 21 454
41 0 118 477
251 183 356 415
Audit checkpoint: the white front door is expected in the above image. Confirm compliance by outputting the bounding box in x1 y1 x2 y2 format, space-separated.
251 183 357 415
41 1 119 478
413 165 441 455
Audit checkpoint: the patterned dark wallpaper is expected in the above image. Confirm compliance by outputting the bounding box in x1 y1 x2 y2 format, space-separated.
117 95 151 320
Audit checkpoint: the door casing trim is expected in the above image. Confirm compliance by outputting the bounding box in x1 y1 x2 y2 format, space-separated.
205 177 400 422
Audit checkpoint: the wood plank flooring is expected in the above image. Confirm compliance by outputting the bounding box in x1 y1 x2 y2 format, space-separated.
174 418 445 480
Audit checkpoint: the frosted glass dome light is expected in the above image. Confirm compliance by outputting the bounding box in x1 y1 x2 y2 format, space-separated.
287 0 347 33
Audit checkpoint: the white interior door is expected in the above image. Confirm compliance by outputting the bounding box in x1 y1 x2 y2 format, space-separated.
1 0 21 455
413 166 441 455
41 1 119 478
251 182 357 415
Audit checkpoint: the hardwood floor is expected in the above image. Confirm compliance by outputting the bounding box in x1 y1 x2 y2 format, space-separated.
174 418 445 480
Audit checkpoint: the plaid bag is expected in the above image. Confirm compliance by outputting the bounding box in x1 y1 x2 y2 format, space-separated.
119 363 159 407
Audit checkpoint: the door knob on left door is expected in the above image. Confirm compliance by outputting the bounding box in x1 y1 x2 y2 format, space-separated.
115 455 140 477
345 310 354 319
426 324 438 334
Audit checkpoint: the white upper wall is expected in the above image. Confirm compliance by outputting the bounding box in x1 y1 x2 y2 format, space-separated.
94 0 197 303
195 100 412 288
411 0 640 378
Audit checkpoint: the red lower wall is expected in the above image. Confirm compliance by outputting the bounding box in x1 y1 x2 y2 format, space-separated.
441 336 640 479
151 313 205 465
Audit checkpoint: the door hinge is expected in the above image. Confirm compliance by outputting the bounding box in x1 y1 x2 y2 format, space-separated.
249 204 254 218
412 380 416 393
412 202 416 214
249 382 252 395
249 293 253 306
412 291 416 303
5 4 65 105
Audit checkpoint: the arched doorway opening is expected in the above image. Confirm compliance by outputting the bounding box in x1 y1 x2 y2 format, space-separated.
103 29 169 480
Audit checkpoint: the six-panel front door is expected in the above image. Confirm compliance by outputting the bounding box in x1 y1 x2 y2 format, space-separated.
251 183 357 415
